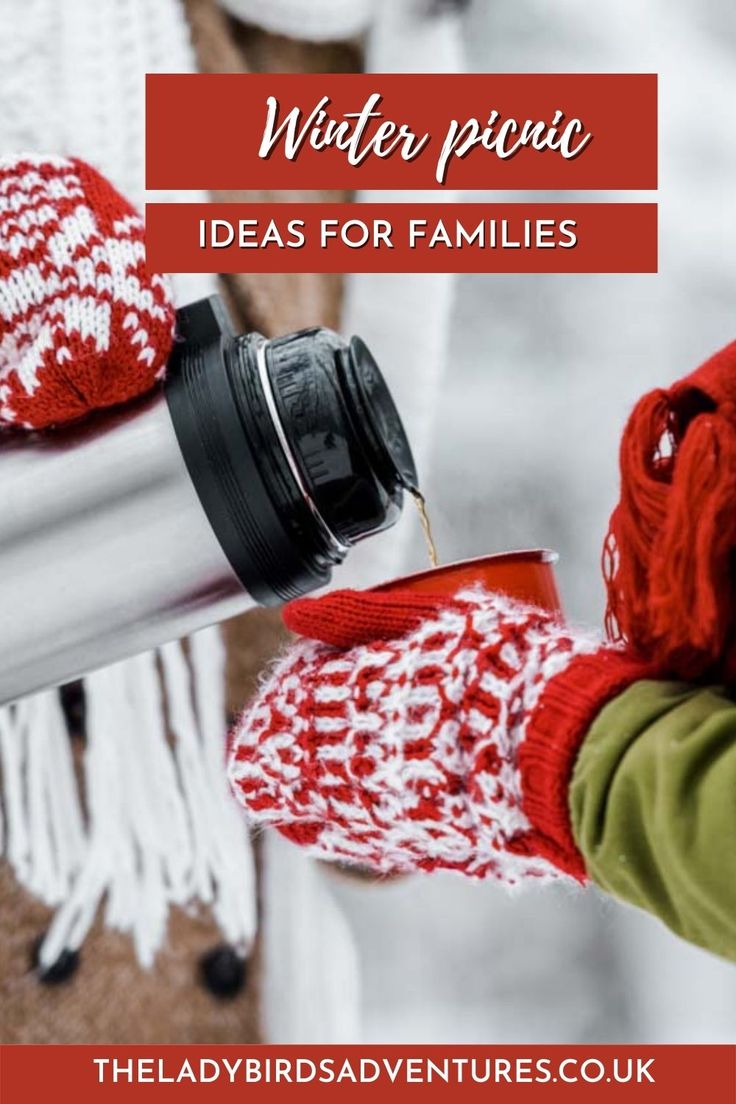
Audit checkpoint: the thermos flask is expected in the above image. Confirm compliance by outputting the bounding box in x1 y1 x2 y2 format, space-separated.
0 295 417 702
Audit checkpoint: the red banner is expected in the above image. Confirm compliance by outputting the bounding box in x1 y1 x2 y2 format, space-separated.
0 1045 733 1102
144 202 657 274
145 73 657 192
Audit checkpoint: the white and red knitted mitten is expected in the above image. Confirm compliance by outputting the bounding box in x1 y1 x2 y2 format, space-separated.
229 587 649 884
0 154 175 429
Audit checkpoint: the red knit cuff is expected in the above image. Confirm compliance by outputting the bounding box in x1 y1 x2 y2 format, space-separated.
517 650 653 881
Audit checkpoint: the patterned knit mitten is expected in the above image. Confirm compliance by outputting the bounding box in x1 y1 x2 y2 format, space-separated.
0 154 175 429
229 587 648 884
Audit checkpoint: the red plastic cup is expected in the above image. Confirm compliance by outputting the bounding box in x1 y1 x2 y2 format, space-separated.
375 549 562 613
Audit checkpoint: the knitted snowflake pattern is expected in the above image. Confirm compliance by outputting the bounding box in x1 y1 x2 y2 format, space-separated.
229 589 601 884
0 154 175 428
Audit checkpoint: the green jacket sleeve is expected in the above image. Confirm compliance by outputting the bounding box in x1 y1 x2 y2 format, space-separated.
569 678 736 961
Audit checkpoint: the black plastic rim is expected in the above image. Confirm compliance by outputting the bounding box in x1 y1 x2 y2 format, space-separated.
165 296 417 605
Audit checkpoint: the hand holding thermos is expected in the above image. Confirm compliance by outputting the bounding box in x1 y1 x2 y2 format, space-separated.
0 154 416 698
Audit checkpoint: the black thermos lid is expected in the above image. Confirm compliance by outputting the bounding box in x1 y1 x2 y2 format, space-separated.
165 296 418 605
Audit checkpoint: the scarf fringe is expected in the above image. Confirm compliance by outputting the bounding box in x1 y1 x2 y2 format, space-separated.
0 628 256 969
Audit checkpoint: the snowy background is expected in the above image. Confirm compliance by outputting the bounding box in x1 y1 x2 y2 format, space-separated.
328 0 736 1045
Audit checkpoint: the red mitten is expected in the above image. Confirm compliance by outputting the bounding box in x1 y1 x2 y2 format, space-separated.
229 586 649 883
0 154 175 429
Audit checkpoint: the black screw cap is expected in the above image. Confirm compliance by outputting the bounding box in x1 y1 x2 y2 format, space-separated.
266 326 418 545
167 297 418 604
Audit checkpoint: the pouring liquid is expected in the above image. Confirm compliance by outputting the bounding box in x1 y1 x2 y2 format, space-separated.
410 489 440 569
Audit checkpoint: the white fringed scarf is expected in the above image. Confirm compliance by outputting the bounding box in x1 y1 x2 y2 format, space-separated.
0 628 257 969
